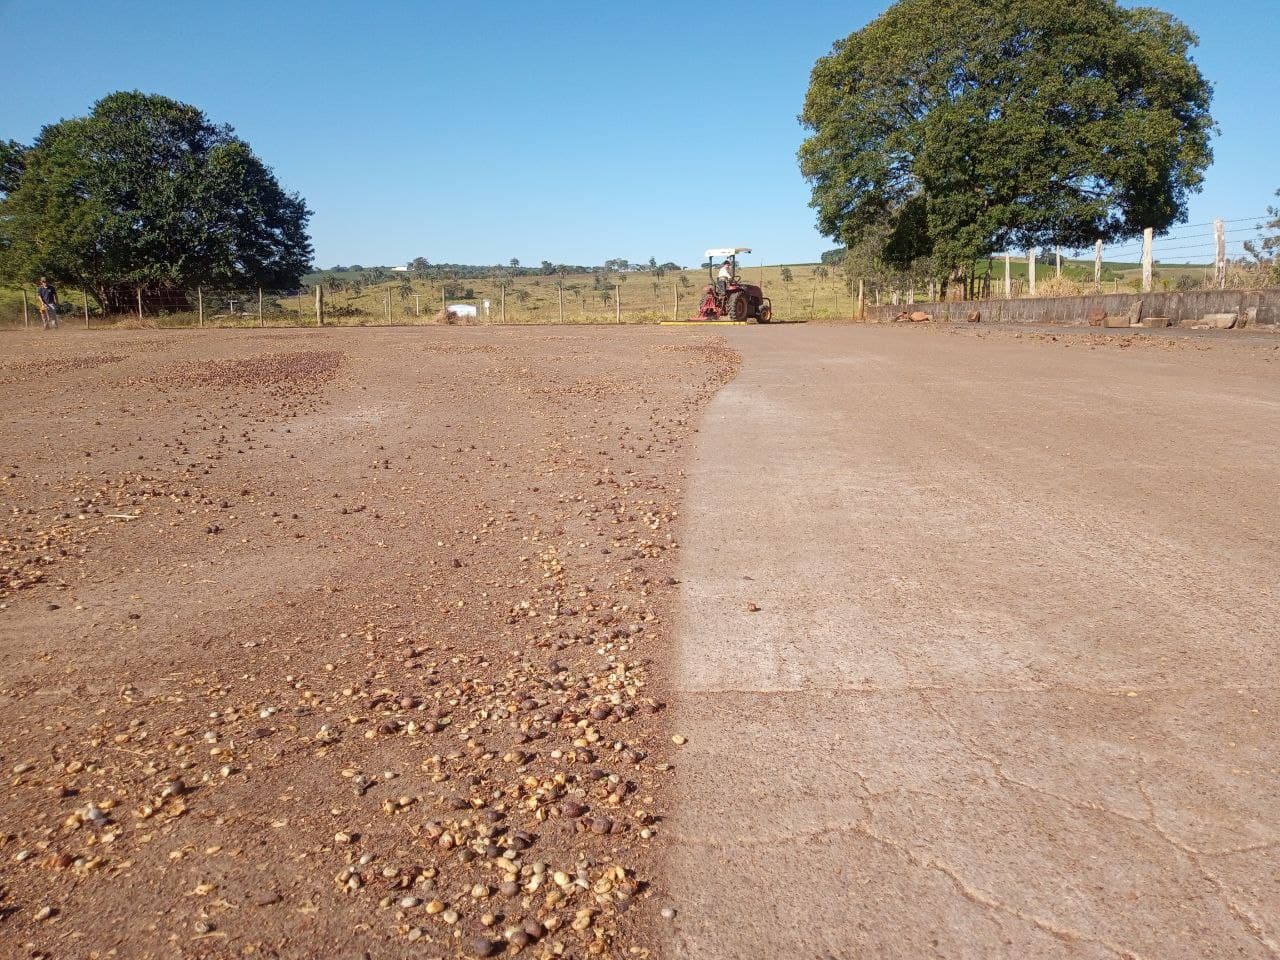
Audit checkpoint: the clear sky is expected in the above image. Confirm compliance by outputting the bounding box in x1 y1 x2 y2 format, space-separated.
2 0 1277 268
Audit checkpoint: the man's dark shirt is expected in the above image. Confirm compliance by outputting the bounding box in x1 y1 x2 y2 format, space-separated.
38 284 57 306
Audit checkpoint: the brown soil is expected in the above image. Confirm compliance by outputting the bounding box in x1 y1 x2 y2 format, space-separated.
0 326 737 960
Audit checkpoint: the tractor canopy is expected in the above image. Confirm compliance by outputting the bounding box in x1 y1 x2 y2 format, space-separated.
705 247 752 259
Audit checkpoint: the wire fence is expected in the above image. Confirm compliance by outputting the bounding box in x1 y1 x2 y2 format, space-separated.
2 212 1277 328
0 272 867 328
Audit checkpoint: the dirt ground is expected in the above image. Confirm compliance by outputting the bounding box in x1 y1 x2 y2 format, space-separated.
0 325 737 959
666 323 1280 959
4 321 1278 960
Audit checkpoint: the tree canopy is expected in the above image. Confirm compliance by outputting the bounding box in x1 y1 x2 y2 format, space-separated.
0 91 312 310
799 0 1215 293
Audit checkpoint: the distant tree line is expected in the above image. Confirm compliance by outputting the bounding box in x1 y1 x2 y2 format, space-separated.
310 258 686 286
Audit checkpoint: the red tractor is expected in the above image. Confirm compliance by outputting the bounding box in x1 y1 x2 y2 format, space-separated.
694 247 772 322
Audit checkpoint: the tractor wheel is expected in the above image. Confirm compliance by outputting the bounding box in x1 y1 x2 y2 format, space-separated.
757 303 773 324
725 292 749 321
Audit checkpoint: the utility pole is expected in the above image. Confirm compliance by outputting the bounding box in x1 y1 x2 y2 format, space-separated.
1214 219 1227 289
1141 228 1154 293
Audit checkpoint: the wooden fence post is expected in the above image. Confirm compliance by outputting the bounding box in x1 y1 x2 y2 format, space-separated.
500 284 506 323
22 289 29 327
1094 240 1103 290
258 288 264 327
673 281 679 321
1141 228 1154 293
615 283 621 323
1027 251 1036 297
857 278 865 320
558 281 564 323
415 294 420 318
198 286 204 327
83 290 90 329
137 287 144 322
1003 254 1011 298
315 285 324 326
1055 248 1062 279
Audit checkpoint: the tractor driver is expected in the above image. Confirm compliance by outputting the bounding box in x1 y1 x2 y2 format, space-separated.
716 257 734 297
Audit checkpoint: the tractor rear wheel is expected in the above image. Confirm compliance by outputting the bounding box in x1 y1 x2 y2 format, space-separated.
757 303 773 324
725 292 749 321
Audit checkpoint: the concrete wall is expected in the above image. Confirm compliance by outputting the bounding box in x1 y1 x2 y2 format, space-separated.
865 288 1280 327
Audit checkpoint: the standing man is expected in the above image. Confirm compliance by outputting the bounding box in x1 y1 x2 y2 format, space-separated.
36 278 59 329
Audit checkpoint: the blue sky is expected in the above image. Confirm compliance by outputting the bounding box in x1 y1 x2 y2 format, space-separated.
1 0 1277 268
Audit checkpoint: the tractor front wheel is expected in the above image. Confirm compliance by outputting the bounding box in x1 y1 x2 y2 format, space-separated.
725 292 749 321
757 303 773 324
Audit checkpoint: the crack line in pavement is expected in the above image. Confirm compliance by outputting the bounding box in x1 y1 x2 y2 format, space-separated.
854 814 1150 960
918 692 1280 957
684 683 1274 696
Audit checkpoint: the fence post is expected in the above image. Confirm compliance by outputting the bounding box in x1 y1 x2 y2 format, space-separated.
1003 254 1011 298
83 290 90 329
1214 219 1226 289
1027 250 1036 297
415 294 420 318
198 286 204 327
857 278 865 320
1141 228 1153 293
558 281 564 323
1094 240 1103 290
137 287 144 322
384 291 390 323
315 285 324 326
1055 248 1062 279
22 289 29 327
500 284 506 323
258 288 264 327
615 283 620 323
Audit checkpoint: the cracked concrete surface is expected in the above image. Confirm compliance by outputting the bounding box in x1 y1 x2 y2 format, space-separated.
663 327 1280 959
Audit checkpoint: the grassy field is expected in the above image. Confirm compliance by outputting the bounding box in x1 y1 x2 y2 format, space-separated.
0 258 1221 329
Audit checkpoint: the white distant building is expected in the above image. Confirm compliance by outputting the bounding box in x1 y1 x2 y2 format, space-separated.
391 265 409 272
447 304 478 318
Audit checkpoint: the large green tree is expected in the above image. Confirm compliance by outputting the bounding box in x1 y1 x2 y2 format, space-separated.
799 0 1215 296
0 91 312 312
